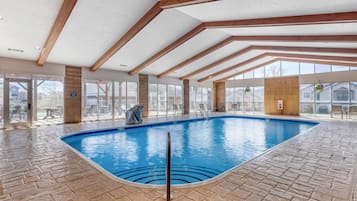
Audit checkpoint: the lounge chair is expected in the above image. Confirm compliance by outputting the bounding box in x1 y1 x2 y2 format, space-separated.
331 105 343 119
231 103 238 112
349 105 357 119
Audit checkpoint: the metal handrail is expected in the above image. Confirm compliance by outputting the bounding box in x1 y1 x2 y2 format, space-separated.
166 132 171 201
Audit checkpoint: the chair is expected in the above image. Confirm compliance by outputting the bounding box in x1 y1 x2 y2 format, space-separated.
231 103 238 112
173 104 179 115
331 105 343 119
349 105 357 119
217 103 225 112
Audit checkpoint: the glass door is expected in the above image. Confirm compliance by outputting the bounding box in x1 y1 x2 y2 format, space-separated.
4 79 32 128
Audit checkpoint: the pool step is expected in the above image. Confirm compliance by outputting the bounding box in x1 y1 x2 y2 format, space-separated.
113 165 221 185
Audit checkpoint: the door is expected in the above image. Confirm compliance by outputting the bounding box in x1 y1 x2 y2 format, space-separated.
4 79 32 128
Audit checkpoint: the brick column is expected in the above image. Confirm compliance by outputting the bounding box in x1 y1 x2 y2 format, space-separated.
139 74 149 117
64 66 82 123
214 82 226 112
183 79 190 114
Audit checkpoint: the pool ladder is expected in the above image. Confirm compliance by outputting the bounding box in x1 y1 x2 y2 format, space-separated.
166 132 172 201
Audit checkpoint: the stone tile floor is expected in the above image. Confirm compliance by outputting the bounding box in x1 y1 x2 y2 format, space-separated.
0 114 357 201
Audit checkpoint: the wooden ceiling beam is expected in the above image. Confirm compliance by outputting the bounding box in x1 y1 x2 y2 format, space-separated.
198 52 357 82
277 58 357 67
231 35 357 42
158 35 357 78
198 53 269 82
205 11 357 28
37 0 77 65
217 58 357 82
180 45 357 80
159 0 219 9
90 2 163 71
180 46 254 80
157 36 234 78
91 0 218 72
128 24 206 75
129 11 357 74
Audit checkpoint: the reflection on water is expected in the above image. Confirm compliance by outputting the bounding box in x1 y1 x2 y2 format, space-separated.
64 117 316 182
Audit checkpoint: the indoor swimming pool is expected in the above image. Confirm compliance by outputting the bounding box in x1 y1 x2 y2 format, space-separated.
62 116 317 186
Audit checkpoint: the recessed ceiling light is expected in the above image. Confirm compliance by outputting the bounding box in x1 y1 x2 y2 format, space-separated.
34 46 42 51
0 16 4 21
208 76 213 78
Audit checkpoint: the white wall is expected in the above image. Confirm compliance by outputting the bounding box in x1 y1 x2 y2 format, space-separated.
190 80 213 88
0 57 65 77
82 67 138 82
148 75 183 85
299 71 357 84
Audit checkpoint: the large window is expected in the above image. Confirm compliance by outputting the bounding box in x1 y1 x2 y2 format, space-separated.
243 88 253 112
226 86 264 113
126 82 138 112
228 60 356 80
149 84 182 116
332 82 349 111
300 84 314 114
253 87 264 112
281 61 299 76
351 82 357 105
0 76 3 128
315 83 331 116
265 61 281 77
189 86 212 113
253 67 265 78
300 82 357 118
315 64 331 74
34 77 64 125
83 80 137 121
299 63 315 75
158 84 167 115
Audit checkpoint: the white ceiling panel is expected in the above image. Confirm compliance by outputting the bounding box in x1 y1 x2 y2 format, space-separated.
176 0 357 22
103 9 200 71
221 23 357 36
48 0 157 67
0 0 62 61
141 29 229 75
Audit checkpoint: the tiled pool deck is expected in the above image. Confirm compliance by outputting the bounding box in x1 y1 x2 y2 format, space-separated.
0 114 357 201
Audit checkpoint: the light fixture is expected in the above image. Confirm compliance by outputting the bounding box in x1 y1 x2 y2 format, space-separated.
244 86 251 93
0 16 4 21
34 46 42 51
208 75 213 79
120 64 128 67
315 80 324 92
8 48 24 53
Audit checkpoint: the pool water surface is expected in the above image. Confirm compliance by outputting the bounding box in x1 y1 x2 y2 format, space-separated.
62 116 317 185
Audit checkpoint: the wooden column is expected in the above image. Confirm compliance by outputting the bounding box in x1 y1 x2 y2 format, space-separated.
64 66 82 123
139 74 149 117
214 82 226 112
183 79 190 114
264 76 300 115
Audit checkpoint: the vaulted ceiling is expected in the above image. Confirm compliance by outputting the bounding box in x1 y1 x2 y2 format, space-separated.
1 0 357 83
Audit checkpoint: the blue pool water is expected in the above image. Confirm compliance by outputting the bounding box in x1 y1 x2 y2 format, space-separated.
62 116 317 185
